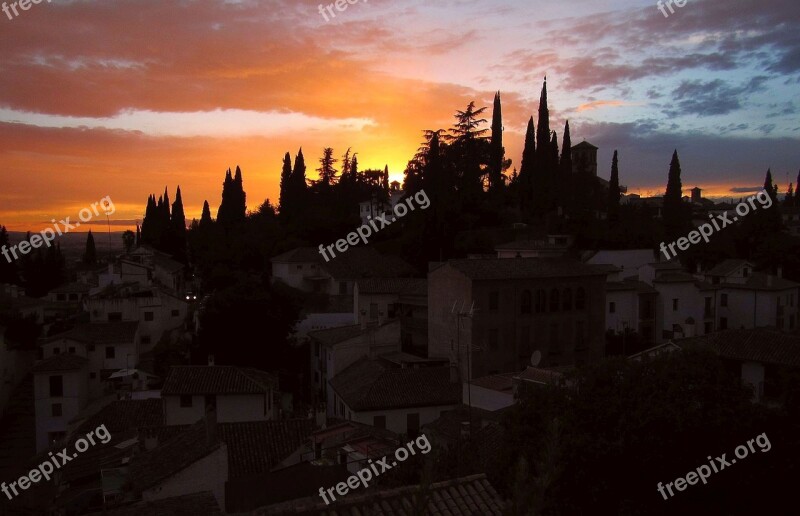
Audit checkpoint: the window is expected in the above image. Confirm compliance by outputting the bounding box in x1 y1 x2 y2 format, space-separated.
407 413 420 437
53 348 61 355
141 336 151 345
743 267 749 277
720 317 728 330
721 294 728 307
51 403 62 417
296 265 303 270
180 395 193 408
144 311 154 321
575 321 586 350
489 291 499 311
57 293 66 301
68 346 76 354
704 322 712 334
374 415 386 429
88 344 95 352
488 329 499 350
68 293 78 301
549 289 560 312
49 376 63 397
108 312 122 322
609 302 616 314
521 290 532 314
48 432 66 445
535 290 547 313
575 288 586 310
704 297 712 317
549 323 559 350
313 371 319 384
339 282 347 295
89 372 96 380
672 299 679 311
562 288 572 311
314 342 320 358
171 309 180 317
205 395 216 411
105 346 115 359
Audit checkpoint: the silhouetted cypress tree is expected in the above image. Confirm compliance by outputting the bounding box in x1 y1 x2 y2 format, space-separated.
608 150 621 224
382 165 390 194
278 152 292 215
135 224 141 247
218 167 246 225
489 91 504 192
171 186 187 261
200 200 213 229
549 131 559 211
316 148 338 187
83 230 97 265
785 183 794 207
533 78 551 216
762 168 782 229
350 154 359 180
0 225 19 284
518 117 536 210
560 121 573 216
663 150 685 242
141 195 158 245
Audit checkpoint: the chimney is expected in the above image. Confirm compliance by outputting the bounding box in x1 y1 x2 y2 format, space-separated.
205 403 218 446
139 427 159 451
208 354 215 366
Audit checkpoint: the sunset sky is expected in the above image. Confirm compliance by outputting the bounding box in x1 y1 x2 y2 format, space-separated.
1 0 798 231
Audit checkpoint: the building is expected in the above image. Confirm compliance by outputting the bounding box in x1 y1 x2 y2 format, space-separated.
354 278 425 326
397 279 428 357
32 353 89 452
328 357 460 435
161 365 278 426
120 247 185 293
308 321 400 404
571 141 598 176
428 258 608 377
494 235 573 258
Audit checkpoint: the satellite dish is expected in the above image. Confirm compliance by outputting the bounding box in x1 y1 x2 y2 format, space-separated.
530 350 542 367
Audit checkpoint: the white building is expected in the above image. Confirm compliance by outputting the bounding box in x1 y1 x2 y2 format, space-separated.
161 365 278 426
32 353 89 452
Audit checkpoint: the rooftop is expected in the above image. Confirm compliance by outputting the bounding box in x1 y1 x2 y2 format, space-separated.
32 353 89 373
74 399 163 436
707 259 752 277
356 278 426 295
329 358 461 411
219 419 314 479
43 321 139 346
254 473 505 515
162 366 277 395
677 329 800 367
85 491 222 516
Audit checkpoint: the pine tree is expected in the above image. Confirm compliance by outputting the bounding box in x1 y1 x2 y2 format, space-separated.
489 91 505 192
663 150 685 243
382 165 390 194
171 186 187 261
278 152 292 214
316 148 338 187
340 148 353 184
608 150 621 224
559 121 573 216
83 230 97 265
350 154 359 180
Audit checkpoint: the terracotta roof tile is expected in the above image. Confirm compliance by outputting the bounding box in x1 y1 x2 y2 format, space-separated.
32 353 89 373
219 419 314 479
445 258 608 280
85 491 222 516
162 366 276 395
677 329 800 367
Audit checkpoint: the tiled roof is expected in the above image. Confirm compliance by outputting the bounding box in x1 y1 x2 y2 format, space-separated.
707 259 751 277
677 329 800 367
572 141 598 150
357 278 426 295
308 325 365 347
129 420 222 492
470 373 515 393
494 239 569 250
74 399 164 436
321 247 417 280
727 272 799 291
49 281 92 294
422 405 504 443
32 353 89 373
329 358 461 411
219 419 314 479
162 366 277 395
153 253 184 274
606 279 658 294
42 321 139 345
652 272 695 283
514 367 564 385
445 258 608 280
254 474 506 515
271 247 325 264
85 492 222 516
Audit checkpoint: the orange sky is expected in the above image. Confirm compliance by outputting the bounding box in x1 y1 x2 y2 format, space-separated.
1 0 797 231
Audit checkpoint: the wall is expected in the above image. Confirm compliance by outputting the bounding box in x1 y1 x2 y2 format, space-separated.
348 404 456 436
464 383 514 411
34 368 88 452
164 393 272 426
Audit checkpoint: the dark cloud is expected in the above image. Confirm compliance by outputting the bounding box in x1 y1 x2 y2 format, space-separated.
663 77 769 117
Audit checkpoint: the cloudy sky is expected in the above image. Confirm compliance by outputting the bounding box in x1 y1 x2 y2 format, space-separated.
1 0 798 230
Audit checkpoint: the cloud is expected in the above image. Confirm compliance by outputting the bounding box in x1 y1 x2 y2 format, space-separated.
663 76 769 117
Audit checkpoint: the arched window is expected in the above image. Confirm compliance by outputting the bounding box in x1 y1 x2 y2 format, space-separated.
535 290 546 313
549 289 560 312
576 287 586 310
521 290 532 314
562 288 572 310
